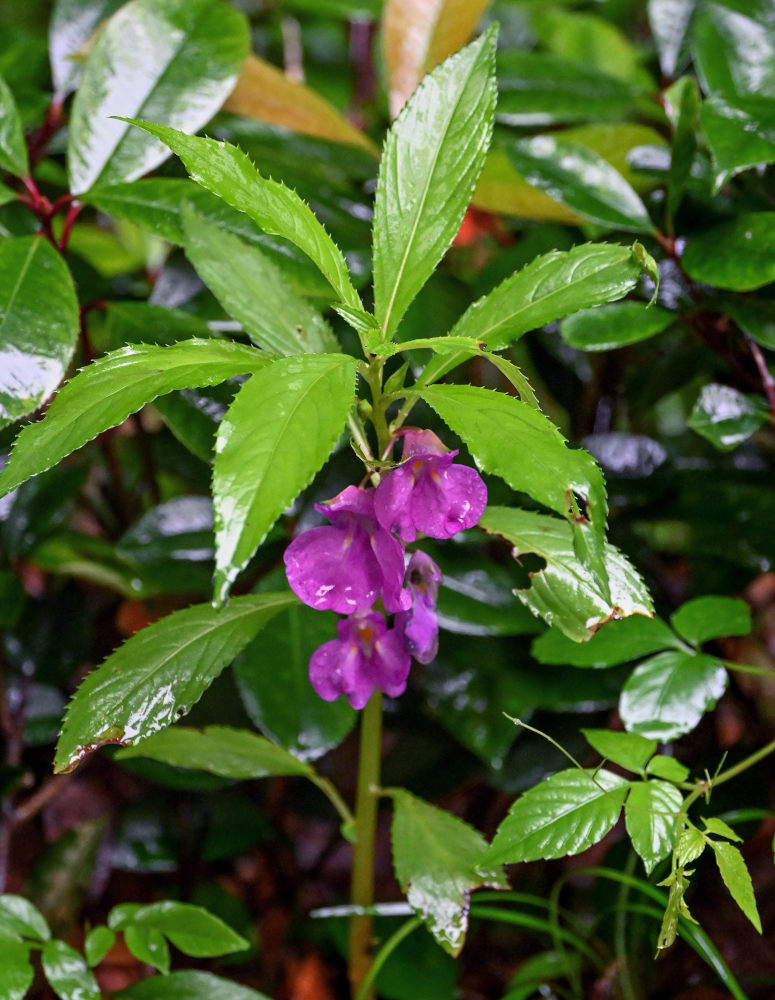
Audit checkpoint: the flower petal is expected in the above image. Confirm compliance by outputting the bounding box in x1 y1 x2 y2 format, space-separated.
283 522 381 613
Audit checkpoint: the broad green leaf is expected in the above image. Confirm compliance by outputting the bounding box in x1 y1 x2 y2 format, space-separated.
582 729 657 773
533 615 676 667
109 901 248 956
619 651 728 741
84 926 115 967
212 353 357 605
649 0 696 77
118 971 272 1000
67 0 249 194
0 236 79 429
390 788 507 955
373 26 497 340
0 340 268 499
482 769 629 866
122 121 360 309
688 383 768 450
0 895 50 941
560 302 673 352
0 72 29 177
692 0 775 103
0 942 33 1000
508 135 656 234
42 940 100 1000
125 927 170 975
701 96 775 188
647 755 690 783
383 0 492 117
479 507 654 641
704 817 742 843
677 826 706 866
53 592 296 773
671 596 752 645
682 213 775 291
233 605 356 761
116 725 312 779
625 780 683 874
724 296 775 350
473 149 581 222
534 9 651 87
181 206 338 356
711 841 762 933
49 0 125 96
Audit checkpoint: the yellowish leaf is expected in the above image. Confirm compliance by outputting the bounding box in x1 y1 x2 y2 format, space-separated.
472 149 582 223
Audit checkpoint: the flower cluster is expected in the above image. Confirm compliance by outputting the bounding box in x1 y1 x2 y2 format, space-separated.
284 429 487 708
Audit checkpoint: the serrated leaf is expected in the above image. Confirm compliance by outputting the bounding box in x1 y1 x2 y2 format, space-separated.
625 780 683 874
116 725 312 779
703 817 742 843
620 651 728 741
122 120 360 309
0 895 50 941
67 0 249 194
0 72 29 176
671 596 752 645
49 0 125 96
0 236 79 429
711 841 762 933
42 940 100 1000
117 970 272 1000
688 383 768 451
647 755 690 783
582 729 657 773
125 926 170 975
533 615 676 668
0 340 267 499
0 942 34 1000
53 592 296 773
390 788 506 955
84 926 115 967
373 26 497 339
212 353 356 605
683 213 775 291
560 302 673 352
482 769 629 866
677 826 706 866
109 901 248 956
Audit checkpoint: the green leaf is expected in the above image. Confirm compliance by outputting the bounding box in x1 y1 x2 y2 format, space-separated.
125 926 170 975
212 353 356 605
619 651 728 741
701 95 775 188
724 296 775 350
109 901 248 956
373 26 497 339
181 206 338 356
656 867 693 951
560 301 673 352
649 0 695 77
390 788 507 956
677 825 707 866
687 383 769 450
84 926 115 967
625 780 683 874
42 940 100 1000
647 755 690 783
117 970 273 1000
671 596 752 645
116 725 312 780
692 0 775 103
0 72 29 177
0 895 50 941
53 592 296 773
122 121 360 309
703 817 742 843
478 508 653 642
233 605 356 761
582 729 657 773
682 213 775 291
533 615 676 668
66 0 249 194
507 136 656 234
0 941 34 1000
666 76 700 218
710 841 762 933
0 236 79 429
482 769 629 866
0 340 268 499
49 0 125 96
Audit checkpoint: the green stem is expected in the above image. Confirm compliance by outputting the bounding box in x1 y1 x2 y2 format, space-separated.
348 692 383 999
309 773 355 830
683 736 775 812
354 917 421 1000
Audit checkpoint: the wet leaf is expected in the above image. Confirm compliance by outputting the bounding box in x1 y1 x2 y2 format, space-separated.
649 0 696 77
581 729 657 773
117 970 272 1000
560 301 673 352
0 895 50 941
711 841 762 933
0 236 79 429
625 780 683 874
0 943 34 1000
390 788 507 955
670 596 752 645
677 826 706 866
701 95 775 188
688 383 768 450
84 926 115 967
724 296 775 350
0 71 29 176
125 927 170 975
109 900 248 956
647 755 690 783
682 213 775 291
67 0 249 194
42 940 100 1000
533 615 676 668
48 0 125 96
472 149 580 222
373 26 497 339
704 816 742 842
692 0 775 103
53 592 297 773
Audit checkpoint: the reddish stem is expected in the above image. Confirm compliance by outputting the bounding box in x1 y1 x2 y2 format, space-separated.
58 201 82 251
748 337 775 423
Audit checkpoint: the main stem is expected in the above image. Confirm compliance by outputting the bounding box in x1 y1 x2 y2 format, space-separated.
348 691 383 999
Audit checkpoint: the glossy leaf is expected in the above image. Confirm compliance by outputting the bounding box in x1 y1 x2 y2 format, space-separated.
508 136 656 234
479 507 653 642
109 901 248 956
181 206 338 356
53 592 297 773
677 826 706 866
373 26 497 340
66 0 249 194
534 615 675 668
682 213 775 291
724 296 775 350
473 149 580 222
482 769 629 866
711 841 762 933
701 95 775 188
48 0 124 96
619 651 728 741
671 596 752 645
0 236 79 429
0 340 268 499
125 926 170 975
625 780 683 874
560 301 673 352
122 121 360 309
647 755 690 783
42 940 100 1000
0 895 50 941
704 816 742 842
212 353 357 605
116 725 312 779
649 0 696 77
0 942 33 1000
688 383 768 450
0 72 29 177
117 971 272 1000
534 9 650 87
582 729 657 773
692 0 775 102
84 926 115 967
390 788 507 955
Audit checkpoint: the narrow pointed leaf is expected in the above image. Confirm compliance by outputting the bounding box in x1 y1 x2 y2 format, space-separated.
373 27 497 339
67 0 249 194
42 940 100 1000
711 841 762 933
704 817 742 843
582 729 657 773
0 72 29 176
560 301 673 352
0 340 268 499
109 901 248 956
213 354 357 605
53 592 296 773
118 971 273 1000
625 780 683 874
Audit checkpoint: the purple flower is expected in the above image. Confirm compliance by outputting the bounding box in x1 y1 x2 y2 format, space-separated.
284 485 410 615
374 429 487 542
309 610 412 709
397 550 442 664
